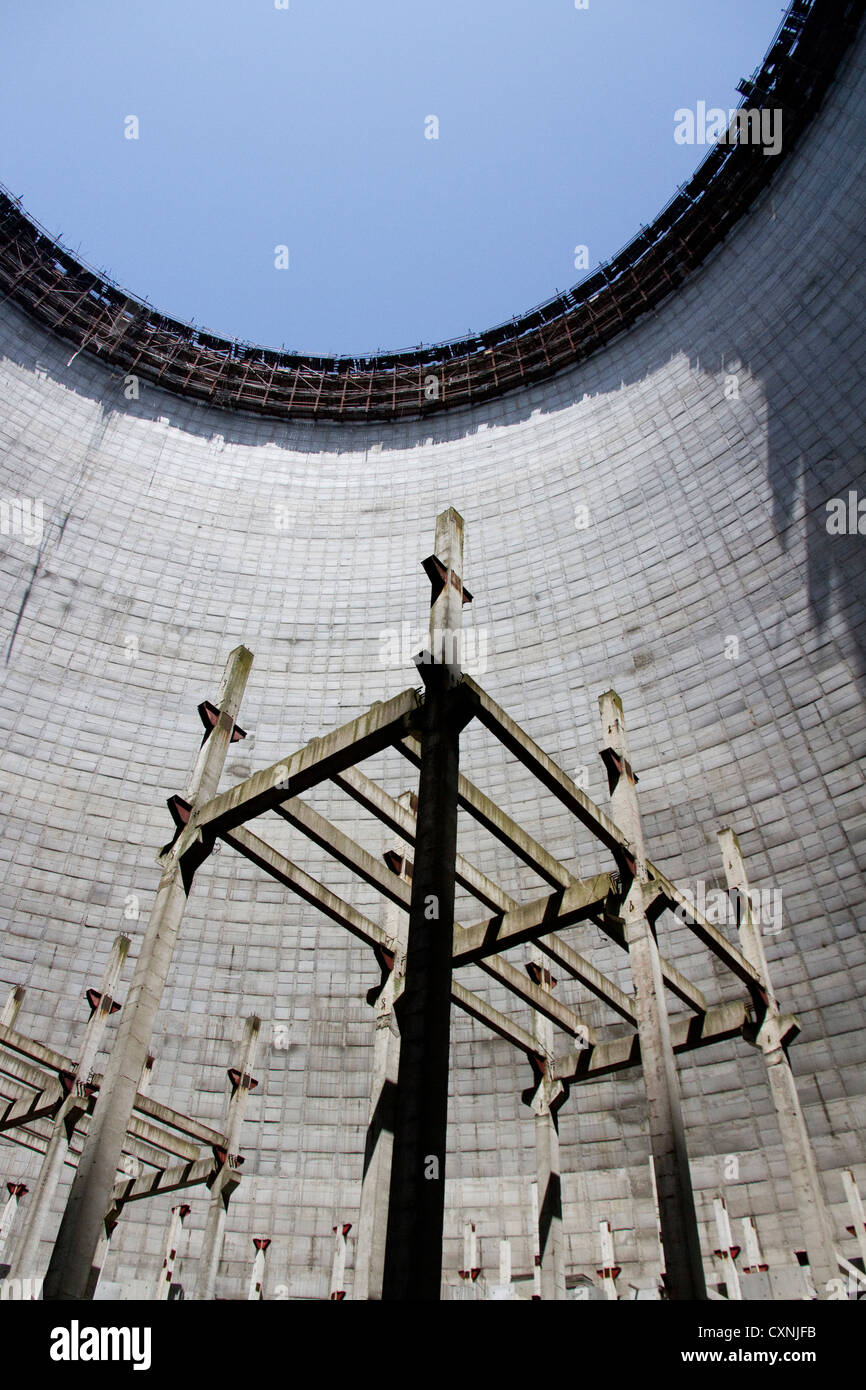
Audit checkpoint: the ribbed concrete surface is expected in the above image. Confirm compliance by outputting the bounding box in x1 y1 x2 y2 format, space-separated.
0 29 864 1299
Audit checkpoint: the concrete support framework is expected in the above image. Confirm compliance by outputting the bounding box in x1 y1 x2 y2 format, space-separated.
195 1015 260 1301
718 829 839 1299
599 690 706 1300
43 646 252 1301
26 506 837 1301
8 933 129 1285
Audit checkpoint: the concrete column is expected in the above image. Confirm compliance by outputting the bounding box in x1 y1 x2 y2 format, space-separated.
599 690 706 1300
527 956 566 1300
460 1220 479 1282
353 796 411 1301
382 509 471 1301
247 1237 270 1301
9 933 130 1286
1 985 24 1028
90 1212 118 1296
598 1220 620 1300
712 1197 742 1300
648 1155 666 1295
741 1215 767 1275
137 1054 155 1095
44 646 252 1302
157 1203 190 1300
0 1183 28 1265
530 1180 541 1300
842 1170 866 1272
499 1238 512 1290
330 1223 351 1300
718 828 838 1299
195 1014 260 1300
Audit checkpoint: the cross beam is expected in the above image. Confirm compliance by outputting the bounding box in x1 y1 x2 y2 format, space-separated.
190 688 423 840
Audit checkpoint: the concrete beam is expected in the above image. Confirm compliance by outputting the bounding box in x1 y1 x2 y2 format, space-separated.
555 999 751 1085
109 1156 217 1211
453 875 614 966
333 764 514 914
222 823 392 955
192 687 422 838
463 675 629 858
479 955 595 1048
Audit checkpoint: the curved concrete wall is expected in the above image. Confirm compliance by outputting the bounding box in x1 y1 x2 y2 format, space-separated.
0 28 864 1299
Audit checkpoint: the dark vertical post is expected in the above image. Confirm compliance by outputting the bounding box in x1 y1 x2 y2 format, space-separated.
382 508 472 1300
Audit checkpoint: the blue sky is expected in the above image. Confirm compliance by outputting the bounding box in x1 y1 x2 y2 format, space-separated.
2 1 786 355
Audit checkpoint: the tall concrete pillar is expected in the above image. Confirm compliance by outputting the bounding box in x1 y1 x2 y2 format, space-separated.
712 1196 742 1300
330 1223 351 1300
9 933 130 1287
460 1220 479 1282
526 957 566 1300
718 828 838 1299
498 1238 512 1290
248 1237 270 1301
530 1180 541 1299
44 646 252 1301
742 1215 768 1275
599 690 706 1300
157 1203 190 1300
842 1170 866 1272
648 1155 666 1295
382 509 472 1301
195 1014 260 1300
598 1220 620 1300
353 796 412 1300
0 1183 28 1265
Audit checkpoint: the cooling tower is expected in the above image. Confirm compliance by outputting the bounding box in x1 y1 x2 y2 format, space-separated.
0 1 864 1301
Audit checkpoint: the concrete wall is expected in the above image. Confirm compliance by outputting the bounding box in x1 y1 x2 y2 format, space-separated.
0 28 864 1298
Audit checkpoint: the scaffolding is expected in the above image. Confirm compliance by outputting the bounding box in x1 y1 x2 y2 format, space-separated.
0 0 859 422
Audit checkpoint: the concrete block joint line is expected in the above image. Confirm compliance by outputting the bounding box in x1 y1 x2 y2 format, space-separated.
0 0 863 1304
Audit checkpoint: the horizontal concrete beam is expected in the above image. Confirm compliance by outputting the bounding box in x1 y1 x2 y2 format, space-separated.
221 823 542 1057
463 676 629 858
0 1026 226 1154
479 955 596 1048
450 981 541 1060
536 932 637 1025
444 680 757 998
110 1155 218 1210
554 1000 751 1085
222 824 393 954
333 765 513 914
399 735 572 890
588 911 708 1014
453 875 614 965
649 869 765 992
0 1086 62 1133
191 689 422 838
274 797 409 910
